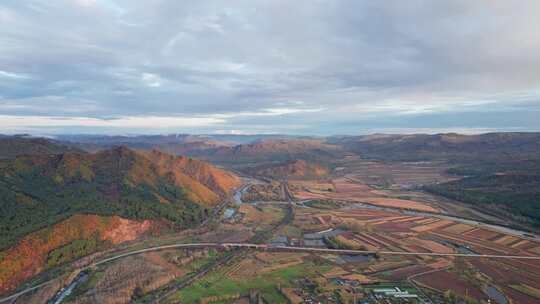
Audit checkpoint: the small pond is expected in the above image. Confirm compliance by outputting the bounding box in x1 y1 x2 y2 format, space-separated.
484 286 508 304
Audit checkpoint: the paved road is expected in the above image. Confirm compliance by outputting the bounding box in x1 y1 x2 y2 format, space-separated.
223 243 540 260
2 242 540 303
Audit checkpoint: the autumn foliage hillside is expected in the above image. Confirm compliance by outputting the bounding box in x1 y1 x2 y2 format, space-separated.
0 147 240 294
142 149 240 199
0 214 155 294
0 147 240 248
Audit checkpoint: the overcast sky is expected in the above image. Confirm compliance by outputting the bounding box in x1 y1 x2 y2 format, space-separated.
1 0 540 135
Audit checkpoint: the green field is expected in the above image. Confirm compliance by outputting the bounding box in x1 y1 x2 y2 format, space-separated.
304 199 342 209
169 261 331 303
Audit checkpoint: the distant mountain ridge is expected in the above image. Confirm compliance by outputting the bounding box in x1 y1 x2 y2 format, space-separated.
0 135 81 159
59 135 343 164
332 132 540 161
8 132 540 165
195 139 341 163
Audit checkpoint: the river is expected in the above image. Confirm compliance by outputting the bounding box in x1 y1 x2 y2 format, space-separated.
48 271 88 304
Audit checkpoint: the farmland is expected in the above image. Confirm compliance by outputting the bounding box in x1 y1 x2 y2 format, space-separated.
3 150 540 304
158 190 540 303
281 201 540 304
168 255 332 304
290 177 440 213
5 185 540 304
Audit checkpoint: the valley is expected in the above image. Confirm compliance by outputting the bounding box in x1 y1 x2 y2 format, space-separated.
1 133 540 304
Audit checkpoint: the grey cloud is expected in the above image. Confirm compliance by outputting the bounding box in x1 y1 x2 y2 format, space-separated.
0 0 540 134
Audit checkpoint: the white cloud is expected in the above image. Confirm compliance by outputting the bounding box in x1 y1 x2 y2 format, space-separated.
211 129 277 135
212 107 323 119
73 0 97 7
356 127 531 135
141 73 162 88
0 115 225 130
0 70 30 80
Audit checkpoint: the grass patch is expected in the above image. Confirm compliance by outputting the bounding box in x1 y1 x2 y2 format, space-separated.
259 205 285 223
304 199 342 209
133 250 229 304
172 262 330 303
278 225 303 238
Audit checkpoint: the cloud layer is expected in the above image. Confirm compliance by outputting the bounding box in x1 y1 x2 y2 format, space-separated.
1 0 540 134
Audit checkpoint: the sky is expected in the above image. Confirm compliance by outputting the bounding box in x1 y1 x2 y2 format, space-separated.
1 0 540 135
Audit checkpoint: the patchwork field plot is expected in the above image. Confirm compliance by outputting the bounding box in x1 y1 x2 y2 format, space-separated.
362 197 439 213
407 238 454 254
238 204 284 227
411 219 453 232
291 177 441 213
282 202 540 303
464 228 504 240
413 270 485 301
442 223 475 234
333 159 457 187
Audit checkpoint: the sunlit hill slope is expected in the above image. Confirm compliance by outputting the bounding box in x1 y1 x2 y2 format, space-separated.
0 147 240 294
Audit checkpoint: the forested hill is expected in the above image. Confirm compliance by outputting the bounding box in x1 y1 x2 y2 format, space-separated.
0 146 240 248
425 173 540 228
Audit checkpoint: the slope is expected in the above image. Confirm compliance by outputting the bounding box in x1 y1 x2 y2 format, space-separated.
0 146 240 249
249 159 329 179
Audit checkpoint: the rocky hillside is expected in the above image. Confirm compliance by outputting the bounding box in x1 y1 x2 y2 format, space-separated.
0 215 157 294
